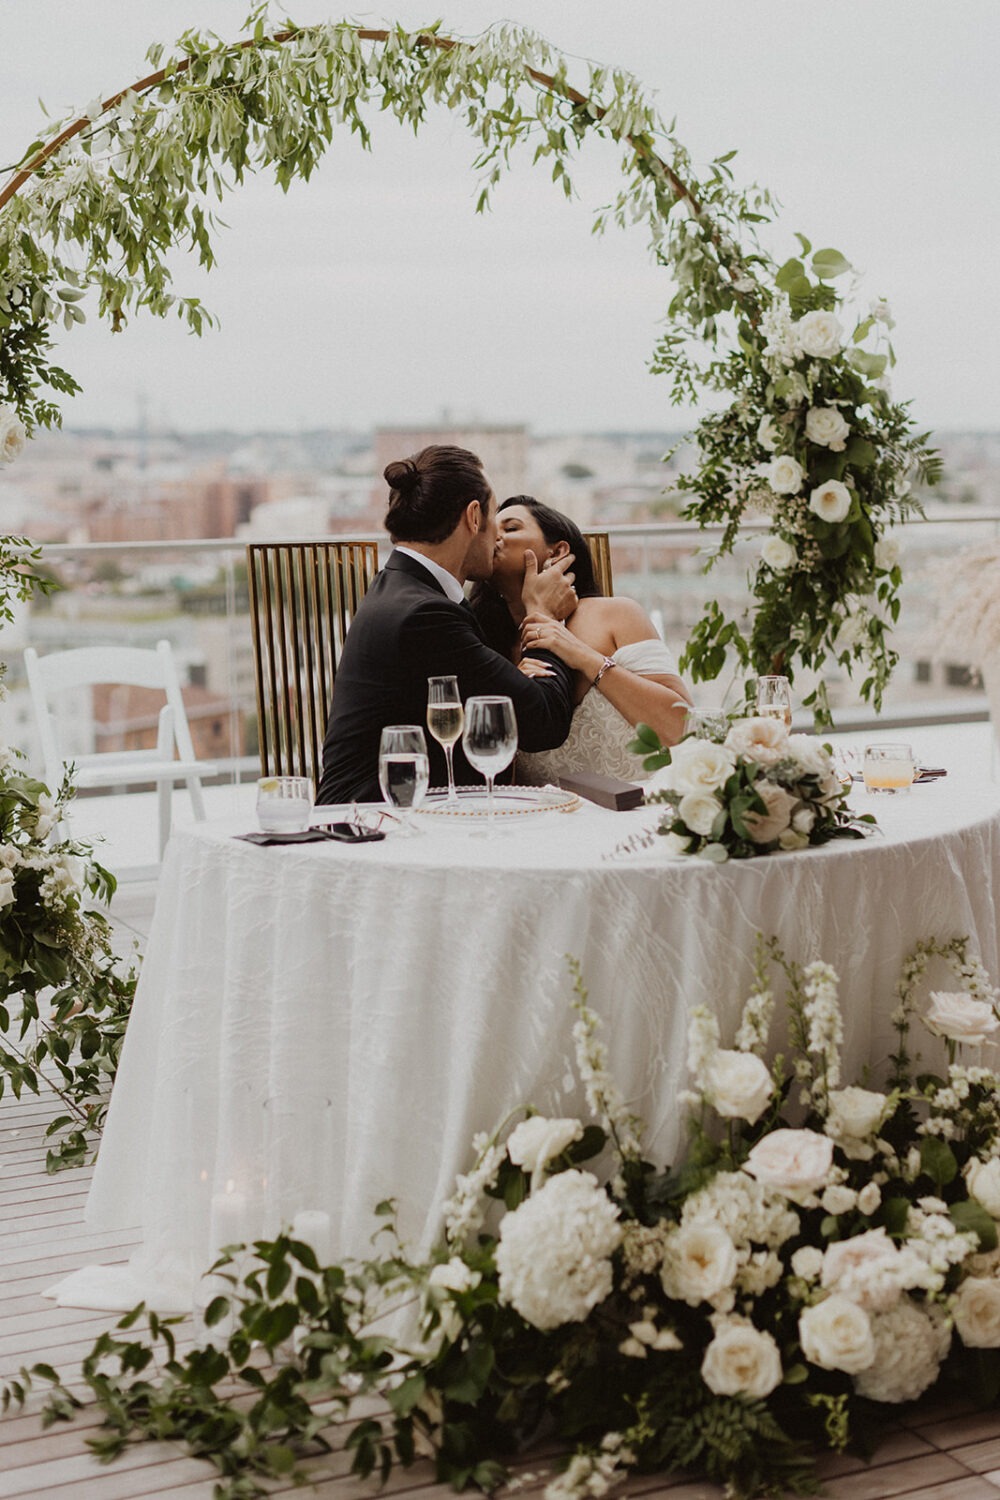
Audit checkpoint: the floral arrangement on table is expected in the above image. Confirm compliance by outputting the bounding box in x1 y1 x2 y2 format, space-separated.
923 541 1000 677
11 936 1000 1500
630 713 874 861
0 700 136 1170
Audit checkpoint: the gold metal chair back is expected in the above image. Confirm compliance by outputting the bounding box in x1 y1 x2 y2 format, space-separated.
582 531 614 596
247 540 380 786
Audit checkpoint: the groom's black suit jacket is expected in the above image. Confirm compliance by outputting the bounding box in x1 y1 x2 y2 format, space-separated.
316 550 576 805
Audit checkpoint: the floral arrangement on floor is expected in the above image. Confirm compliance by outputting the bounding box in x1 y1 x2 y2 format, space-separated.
0 701 136 1170
10 936 1000 1500
630 713 875 860
923 542 1000 679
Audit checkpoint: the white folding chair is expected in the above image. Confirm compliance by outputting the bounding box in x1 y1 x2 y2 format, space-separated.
23 639 217 857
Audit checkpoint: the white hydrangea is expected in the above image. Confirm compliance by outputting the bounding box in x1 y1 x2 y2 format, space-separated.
681 1171 800 1251
854 1297 951 1403
496 1171 621 1331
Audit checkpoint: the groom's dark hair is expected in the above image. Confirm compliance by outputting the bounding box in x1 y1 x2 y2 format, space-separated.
384 445 493 544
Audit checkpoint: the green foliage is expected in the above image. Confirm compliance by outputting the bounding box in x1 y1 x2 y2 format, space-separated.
0 744 138 1169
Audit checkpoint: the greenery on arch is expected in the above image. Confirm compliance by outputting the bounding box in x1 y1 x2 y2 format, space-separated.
0 9 937 717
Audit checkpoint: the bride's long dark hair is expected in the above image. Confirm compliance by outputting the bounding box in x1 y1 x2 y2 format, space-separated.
469 495 603 655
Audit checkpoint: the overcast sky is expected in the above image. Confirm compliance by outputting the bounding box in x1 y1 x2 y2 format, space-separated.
2 1 997 434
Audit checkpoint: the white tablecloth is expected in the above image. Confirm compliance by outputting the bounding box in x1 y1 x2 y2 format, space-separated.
53 774 1000 1311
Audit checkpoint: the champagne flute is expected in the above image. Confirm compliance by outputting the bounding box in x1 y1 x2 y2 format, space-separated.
426 675 464 805
378 725 430 832
462 695 517 836
755 674 793 728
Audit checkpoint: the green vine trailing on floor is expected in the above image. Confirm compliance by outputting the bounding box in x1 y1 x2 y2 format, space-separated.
0 713 138 1171
0 6 935 716
6 936 1000 1499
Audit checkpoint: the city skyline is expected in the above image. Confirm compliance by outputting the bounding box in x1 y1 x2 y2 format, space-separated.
1 1 998 435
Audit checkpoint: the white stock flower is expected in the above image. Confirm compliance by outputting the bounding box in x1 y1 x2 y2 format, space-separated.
743 1128 834 1203
966 1158 1000 1218
677 789 721 836
796 310 844 359
805 406 850 451
799 1294 875 1374
706 1050 773 1124
681 1171 800 1251
700 1320 783 1400
428 1257 480 1295
0 407 27 465
854 1299 950 1403
875 535 901 571
808 480 852 524
757 415 780 452
667 739 737 795
660 1222 738 1306
744 782 798 845
0 868 14 909
495 1170 621 1331
507 1117 583 1178
953 1276 1000 1347
762 454 805 495
924 992 999 1046
725 716 789 763
761 534 797 571
422 1257 481 1350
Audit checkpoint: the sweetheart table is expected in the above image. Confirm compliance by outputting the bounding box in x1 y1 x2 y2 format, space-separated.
50 774 1000 1312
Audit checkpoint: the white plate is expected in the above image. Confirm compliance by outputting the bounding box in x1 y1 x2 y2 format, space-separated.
416 786 581 818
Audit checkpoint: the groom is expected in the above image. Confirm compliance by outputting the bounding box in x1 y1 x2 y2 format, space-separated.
316 445 577 805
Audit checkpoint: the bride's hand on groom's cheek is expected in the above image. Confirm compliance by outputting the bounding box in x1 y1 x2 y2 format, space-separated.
521 549 577 621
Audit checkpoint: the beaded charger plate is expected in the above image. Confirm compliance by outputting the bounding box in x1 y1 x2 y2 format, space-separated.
416 786 581 818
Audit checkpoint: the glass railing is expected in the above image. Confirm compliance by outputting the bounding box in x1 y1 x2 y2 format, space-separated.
1 513 994 793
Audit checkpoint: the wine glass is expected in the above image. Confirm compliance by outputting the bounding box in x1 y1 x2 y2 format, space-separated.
462 696 517 836
378 725 430 832
426 675 464 805
755 675 793 728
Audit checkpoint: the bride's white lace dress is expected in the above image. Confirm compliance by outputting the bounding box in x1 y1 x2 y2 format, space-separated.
518 638 677 784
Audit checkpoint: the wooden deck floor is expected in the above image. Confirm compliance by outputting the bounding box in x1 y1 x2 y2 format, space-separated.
2 885 1000 1499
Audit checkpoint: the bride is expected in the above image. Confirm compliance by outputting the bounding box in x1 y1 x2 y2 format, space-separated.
470 496 692 783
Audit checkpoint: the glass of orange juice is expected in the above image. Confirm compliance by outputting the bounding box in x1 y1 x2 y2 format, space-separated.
863 743 916 793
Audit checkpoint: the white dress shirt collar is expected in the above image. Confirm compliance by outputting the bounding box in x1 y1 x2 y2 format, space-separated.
393 546 466 605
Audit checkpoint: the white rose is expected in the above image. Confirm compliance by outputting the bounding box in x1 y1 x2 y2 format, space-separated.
796 310 844 359
658 830 693 858
784 734 830 777
0 407 27 465
953 1276 1000 1348
799 1294 875 1374
0 868 14 909
757 415 780 452
778 827 809 851
791 1246 823 1281
820 1228 904 1313
706 1050 773 1125
743 1128 834 1203
804 406 850 452
808 480 852 524
826 1087 887 1142
668 739 738 795
701 1321 783 1400
677 789 721 837
874 535 900 571
857 1182 882 1216
725 716 788 762
966 1158 1000 1219
761 535 797 571
763 454 805 495
660 1222 738 1307
507 1116 583 1176
791 806 816 833
743 782 797 846
924 991 999 1046
821 1185 857 1216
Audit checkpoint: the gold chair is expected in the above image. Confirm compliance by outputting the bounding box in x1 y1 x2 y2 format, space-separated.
247 540 380 787
582 531 614 596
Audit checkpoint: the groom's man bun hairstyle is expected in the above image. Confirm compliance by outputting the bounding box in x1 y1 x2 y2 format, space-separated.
384 445 492 545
